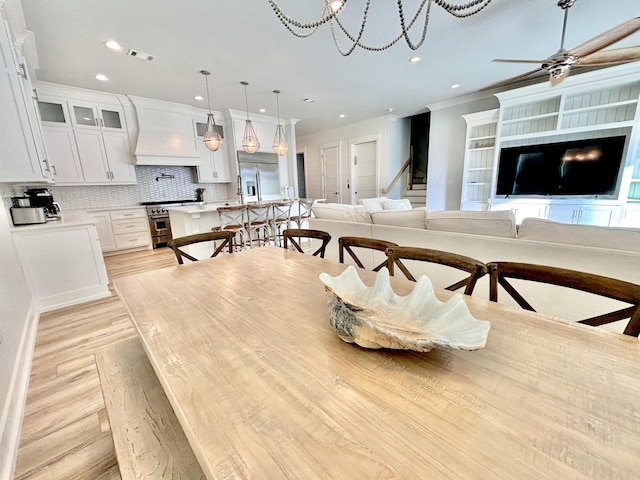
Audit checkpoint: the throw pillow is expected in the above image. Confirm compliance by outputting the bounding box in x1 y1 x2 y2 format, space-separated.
371 207 428 229
383 198 412 211
358 196 388 213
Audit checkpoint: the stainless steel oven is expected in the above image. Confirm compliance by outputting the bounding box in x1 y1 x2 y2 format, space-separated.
142 200 202 248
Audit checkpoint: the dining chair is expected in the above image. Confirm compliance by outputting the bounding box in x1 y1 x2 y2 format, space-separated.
339 236 399 272
487 261 640 337
270 201 293 246
245 203 271 248
385 246 488 295
168 231 235 264
215 204 247 249
283 228 331 258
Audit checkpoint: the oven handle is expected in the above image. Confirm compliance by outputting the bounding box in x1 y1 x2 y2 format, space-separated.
149 215 170 220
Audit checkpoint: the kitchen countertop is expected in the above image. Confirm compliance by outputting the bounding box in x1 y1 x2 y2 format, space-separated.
167 201 241 214
10 210 98 232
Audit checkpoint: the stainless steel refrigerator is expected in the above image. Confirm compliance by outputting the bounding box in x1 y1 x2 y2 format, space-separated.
238 152 281 203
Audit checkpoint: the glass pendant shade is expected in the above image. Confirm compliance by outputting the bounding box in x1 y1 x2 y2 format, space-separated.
242 120 260 154
241 81 260 154
200 70 223 152
203 113 222 152
272 89 289 156
272 124 289 156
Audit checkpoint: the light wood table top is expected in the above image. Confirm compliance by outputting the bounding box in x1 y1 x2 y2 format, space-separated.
114 246 640 480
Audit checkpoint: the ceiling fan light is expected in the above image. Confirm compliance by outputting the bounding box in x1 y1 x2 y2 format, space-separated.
243 120 260 154
203 113 222 152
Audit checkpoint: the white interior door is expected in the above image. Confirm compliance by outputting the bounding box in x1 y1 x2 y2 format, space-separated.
321 145 339 203
353 140 377 202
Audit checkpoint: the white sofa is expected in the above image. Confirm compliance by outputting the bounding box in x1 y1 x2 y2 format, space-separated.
309 203 640 335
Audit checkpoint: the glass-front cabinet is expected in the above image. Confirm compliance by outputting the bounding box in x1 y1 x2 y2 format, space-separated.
69 101 124 131
193 117 231 183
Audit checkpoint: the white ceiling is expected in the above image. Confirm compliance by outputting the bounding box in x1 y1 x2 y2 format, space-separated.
15 0 640 135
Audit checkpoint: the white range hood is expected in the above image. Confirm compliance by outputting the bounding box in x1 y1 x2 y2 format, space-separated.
128 95 199 166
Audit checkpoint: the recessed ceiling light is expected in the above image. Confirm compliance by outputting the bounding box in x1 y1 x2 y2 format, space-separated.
450 83 460 89
386 107 394 113
409 56 421 63
104 40 122 51
95 74 108 81
194 95 203 101
259 108 266 113
339 114 346 118
303 98 316 103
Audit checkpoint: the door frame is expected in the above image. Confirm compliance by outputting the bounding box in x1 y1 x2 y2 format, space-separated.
349 133 380 204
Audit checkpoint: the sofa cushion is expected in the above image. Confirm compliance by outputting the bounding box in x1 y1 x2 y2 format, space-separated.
371 207 428 229
358 196 387 213
383 198 412 211
426 210 517 238
518 218 640 252
311 203 372 224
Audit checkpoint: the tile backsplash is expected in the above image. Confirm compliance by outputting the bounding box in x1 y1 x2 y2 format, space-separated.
2 166 236 210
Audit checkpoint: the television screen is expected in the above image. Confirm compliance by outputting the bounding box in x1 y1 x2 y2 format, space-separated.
495 136 626 197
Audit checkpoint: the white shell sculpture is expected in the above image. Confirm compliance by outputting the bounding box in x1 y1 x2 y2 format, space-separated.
319 266 490 352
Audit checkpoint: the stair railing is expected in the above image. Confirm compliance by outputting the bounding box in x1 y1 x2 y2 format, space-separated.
382 148 413 195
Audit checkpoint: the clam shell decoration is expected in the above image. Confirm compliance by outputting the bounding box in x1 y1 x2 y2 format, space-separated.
319 266 490 352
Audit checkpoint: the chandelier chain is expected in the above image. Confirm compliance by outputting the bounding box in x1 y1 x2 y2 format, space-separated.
268 0 493 55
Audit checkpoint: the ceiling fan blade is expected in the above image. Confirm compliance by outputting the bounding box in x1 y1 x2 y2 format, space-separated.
480 67 545 92
493 58 550 64
577 46 640 65
569 17 640 58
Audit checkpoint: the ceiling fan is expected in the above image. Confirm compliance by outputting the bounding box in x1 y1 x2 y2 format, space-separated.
484 0 640 90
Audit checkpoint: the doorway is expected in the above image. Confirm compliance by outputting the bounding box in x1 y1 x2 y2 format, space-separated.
321 143 340 203
296 152 306 199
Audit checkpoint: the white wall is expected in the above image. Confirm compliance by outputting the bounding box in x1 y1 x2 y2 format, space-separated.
297 115 408 203
427 96 499 211
0 202 35 480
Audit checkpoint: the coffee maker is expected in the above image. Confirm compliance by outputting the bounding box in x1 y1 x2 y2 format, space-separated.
24 188 61 217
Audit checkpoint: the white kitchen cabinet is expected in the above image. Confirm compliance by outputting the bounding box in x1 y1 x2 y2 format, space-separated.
41 125 84 183
0 10 51 183
69 100 125 132
619 204 640 228
193 118 232 183
74 129 135 184
91 208 151 254
11 213 110 312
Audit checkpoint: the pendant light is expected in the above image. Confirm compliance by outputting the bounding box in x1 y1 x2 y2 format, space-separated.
240 81 260 154
272 90 289 156
200 70 222 152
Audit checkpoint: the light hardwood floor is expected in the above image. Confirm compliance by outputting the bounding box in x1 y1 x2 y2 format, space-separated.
15 247 177 480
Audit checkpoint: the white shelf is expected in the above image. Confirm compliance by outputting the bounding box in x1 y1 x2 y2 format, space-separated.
468 147 495 152
468 135 495 141
501 121 635 142
501 112 558 125
465 182 489 186
563 99 638 115
467 167 492 171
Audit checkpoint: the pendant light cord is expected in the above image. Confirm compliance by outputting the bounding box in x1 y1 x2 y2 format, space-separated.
242 82 251 121
204 74 213 114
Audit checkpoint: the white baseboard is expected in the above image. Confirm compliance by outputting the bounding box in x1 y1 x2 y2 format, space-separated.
0 303 39 480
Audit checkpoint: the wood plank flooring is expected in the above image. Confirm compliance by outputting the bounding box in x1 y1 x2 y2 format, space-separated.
15 247 177 480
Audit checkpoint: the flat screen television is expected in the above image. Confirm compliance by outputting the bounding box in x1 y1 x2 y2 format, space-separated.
495 136 626 197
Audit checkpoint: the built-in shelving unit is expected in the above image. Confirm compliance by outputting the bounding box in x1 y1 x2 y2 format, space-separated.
460 109 498 211
462 64 640 226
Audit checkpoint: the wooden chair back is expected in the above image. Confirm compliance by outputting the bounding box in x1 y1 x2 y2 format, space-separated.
216 204 247 247
271 201 293 246
385 246 488 295
339 236 399 272
168 231 235 264
245 203 271 247
283 229 331 258
487 261 640 337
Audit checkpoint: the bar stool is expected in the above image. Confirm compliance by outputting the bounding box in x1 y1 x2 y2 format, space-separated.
245 203 271 248
291 198 316 229
270 201 293 246
215 205 248 250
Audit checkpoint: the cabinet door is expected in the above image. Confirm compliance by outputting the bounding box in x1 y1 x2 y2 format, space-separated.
74 129 110 183
42 126 84 183
195 141 216 182
92 212 116 251
0 15 48 182
69 101 100 129
547 205 578 224
619 206 640 228
577 206 615 226
98 105 124 130
102 131 136 183
213 147 231 182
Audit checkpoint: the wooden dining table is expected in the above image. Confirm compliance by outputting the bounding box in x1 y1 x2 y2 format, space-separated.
114 246 640 480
